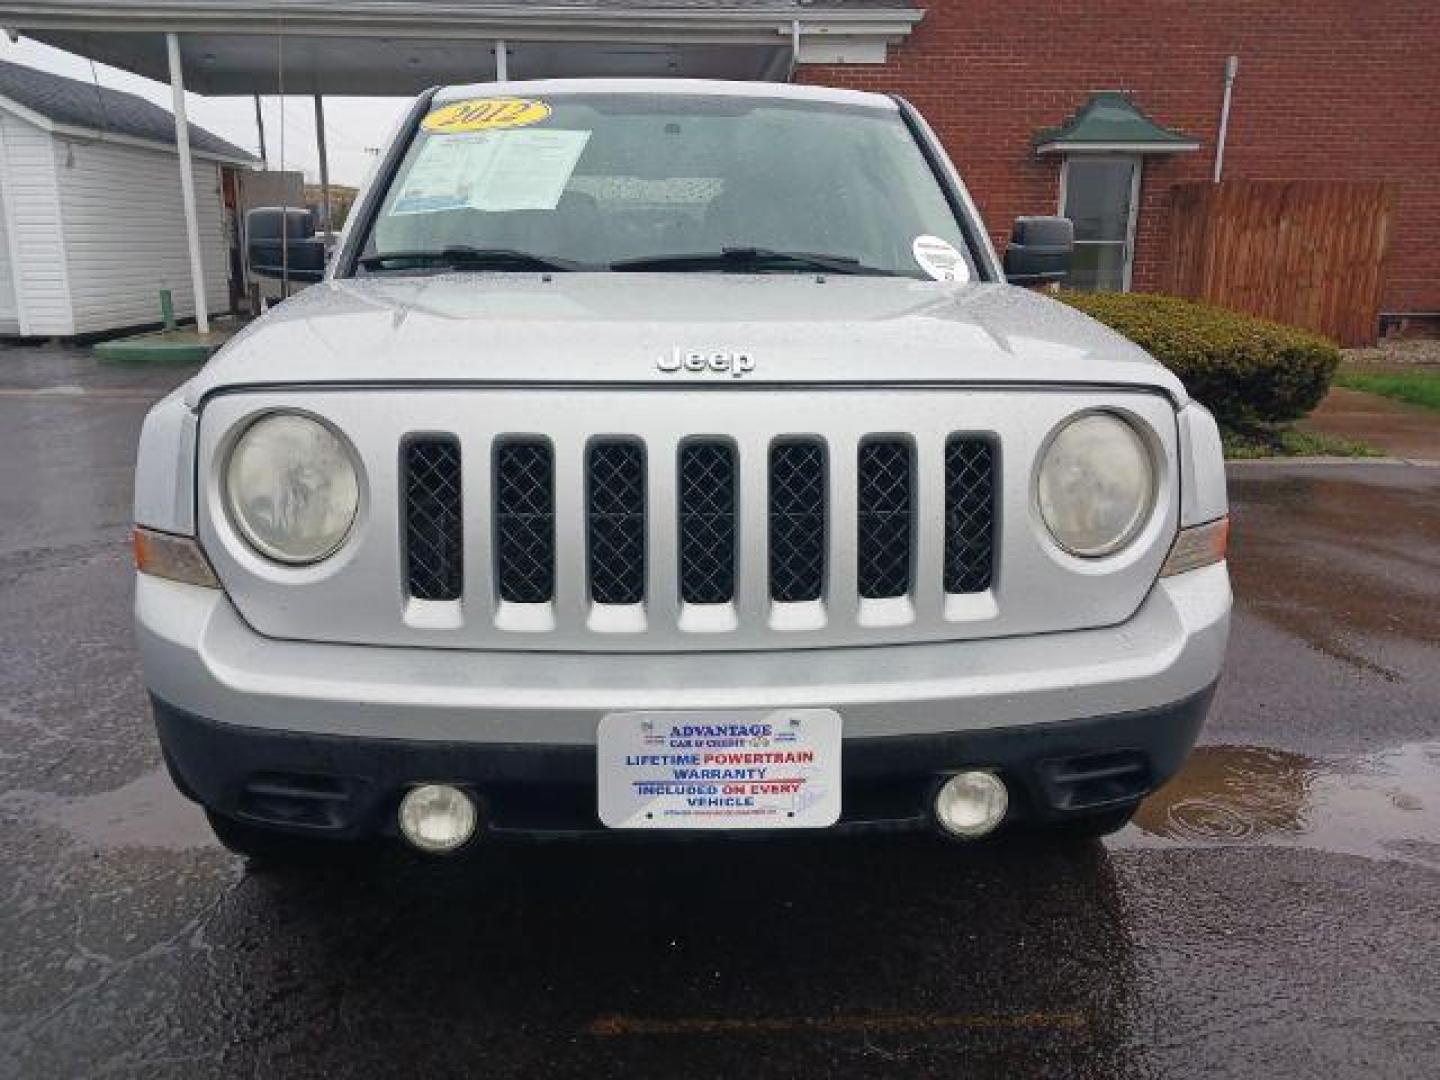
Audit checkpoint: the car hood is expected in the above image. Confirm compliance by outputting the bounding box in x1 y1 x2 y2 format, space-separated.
188 274 1186 405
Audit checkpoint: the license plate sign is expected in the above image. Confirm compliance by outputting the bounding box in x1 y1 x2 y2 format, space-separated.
597 709 842 830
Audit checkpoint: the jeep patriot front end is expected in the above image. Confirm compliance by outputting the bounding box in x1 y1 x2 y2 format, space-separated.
132 80 1230 857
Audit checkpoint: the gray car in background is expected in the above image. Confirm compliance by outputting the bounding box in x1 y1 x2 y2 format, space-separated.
132 80 1230 859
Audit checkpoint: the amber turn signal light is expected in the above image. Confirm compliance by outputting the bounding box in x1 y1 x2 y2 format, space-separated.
133 527 221 589
1159 517 1229 577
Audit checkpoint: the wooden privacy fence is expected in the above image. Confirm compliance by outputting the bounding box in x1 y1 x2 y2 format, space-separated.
1166 180 1394 346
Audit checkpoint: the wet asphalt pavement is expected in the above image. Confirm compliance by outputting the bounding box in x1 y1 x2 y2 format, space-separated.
1 343 1436 1079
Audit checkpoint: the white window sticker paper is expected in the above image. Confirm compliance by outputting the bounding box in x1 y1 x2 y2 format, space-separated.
392 129 592 215
391 137 479 215
912 234 970 282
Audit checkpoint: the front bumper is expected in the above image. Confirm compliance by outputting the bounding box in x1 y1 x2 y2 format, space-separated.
155 686 1214 839
137 562 1229 838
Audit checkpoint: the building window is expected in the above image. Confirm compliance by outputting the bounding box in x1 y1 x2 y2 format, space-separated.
1060 156 1141 291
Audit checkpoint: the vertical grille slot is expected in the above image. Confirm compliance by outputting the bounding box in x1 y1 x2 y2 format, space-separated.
679 442 736 604
494 441 555 603
857 440 912 599
404 437 463 601
588 441 646 605
944 437 996 593
769 441 826 602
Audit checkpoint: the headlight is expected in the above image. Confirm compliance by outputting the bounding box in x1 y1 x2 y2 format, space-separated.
1037 413 1155 557
225 413 359 564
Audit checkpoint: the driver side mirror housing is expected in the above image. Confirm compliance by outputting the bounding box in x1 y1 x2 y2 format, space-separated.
246 207 327 283
1003 216 1073 285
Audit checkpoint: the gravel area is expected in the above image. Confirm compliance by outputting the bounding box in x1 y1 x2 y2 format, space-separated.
1343 337 1440 368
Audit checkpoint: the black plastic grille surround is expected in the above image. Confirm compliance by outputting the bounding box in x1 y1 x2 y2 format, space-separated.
494 441 555 603
587 441 647 605
678 441 736 604
857 440 913 599
944 437 996 594
769 441 827 602
404 438 463 601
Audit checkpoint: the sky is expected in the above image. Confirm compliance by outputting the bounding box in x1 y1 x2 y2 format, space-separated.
0 35 411 186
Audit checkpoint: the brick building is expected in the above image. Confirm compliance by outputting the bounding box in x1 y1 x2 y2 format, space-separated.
800 0 1439 329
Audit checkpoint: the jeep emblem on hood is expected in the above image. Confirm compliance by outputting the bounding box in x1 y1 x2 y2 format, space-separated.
656 348 755 378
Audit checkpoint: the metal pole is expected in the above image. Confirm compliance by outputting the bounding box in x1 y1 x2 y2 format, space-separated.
313 93 331 233
495 39 507 81
1213 54 1239 184
166 32 209 334
253 93 267 167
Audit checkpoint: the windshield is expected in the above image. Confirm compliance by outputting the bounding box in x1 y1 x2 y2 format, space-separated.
355 92 978 280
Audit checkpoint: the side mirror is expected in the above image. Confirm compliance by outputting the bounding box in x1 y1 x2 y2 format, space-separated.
246 207 326 283
1003 216 1073 285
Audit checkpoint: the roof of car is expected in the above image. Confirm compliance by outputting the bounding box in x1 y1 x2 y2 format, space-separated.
432 78 898 110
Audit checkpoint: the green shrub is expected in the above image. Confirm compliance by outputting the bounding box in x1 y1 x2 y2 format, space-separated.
1057 291 1340 426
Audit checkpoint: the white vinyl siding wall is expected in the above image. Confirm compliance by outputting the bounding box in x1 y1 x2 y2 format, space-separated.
0 113 73 335
56 138 228 334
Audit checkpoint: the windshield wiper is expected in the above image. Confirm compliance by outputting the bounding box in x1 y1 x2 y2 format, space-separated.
359 246 584 272
609 247 892 275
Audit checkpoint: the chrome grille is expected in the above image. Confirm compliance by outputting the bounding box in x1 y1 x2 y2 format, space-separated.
403 438 463 601
494 441 554 603
857 440 913 599
944 437 996 594
587 441 647 605
678 442 736 605
768 441 827 603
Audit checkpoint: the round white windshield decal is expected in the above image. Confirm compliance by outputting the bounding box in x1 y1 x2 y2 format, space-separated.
912 235 969 282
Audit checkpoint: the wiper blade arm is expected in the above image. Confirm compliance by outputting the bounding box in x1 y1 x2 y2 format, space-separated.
359 246 583 271
610 247 891 275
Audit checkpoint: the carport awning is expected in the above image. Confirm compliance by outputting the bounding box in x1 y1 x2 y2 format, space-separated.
0 1 924 92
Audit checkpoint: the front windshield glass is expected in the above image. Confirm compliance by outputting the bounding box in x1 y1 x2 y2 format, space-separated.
357 92 977 280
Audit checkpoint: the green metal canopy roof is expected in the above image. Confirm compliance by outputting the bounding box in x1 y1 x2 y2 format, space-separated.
1034 91 1199 154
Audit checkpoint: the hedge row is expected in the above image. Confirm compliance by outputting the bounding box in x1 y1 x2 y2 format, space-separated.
1057 291 1340 427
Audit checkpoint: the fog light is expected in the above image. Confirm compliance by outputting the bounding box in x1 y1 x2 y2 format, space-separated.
935 770 1008 839
398 784 477 853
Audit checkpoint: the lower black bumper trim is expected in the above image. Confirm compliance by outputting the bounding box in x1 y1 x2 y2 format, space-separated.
153 684 1215 841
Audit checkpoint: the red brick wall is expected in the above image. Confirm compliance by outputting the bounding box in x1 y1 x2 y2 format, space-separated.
799 0 1440 317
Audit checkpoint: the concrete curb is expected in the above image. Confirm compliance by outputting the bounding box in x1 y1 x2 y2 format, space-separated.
1226 456 1439 469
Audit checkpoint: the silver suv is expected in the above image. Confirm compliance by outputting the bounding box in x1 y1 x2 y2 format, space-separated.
133 80 1230 858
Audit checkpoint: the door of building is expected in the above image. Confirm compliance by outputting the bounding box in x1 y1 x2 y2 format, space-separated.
1060 156 1140 291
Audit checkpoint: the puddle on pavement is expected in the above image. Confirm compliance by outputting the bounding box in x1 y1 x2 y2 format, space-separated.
1228 473 1440 676
6 767 216 852
1115 742 1440 869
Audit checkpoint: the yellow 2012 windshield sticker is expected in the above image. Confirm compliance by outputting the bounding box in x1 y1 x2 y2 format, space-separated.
421 97 551 134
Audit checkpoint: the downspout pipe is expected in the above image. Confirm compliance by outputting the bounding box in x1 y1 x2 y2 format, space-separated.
1213 54 1239 184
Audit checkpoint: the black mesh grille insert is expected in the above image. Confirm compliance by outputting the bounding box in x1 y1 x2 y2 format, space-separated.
494 441 554 603
404 438 463 601
769 441 826 602
588 441 646 605
679 442 736 604
944 437 996 593
857 440 912 599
